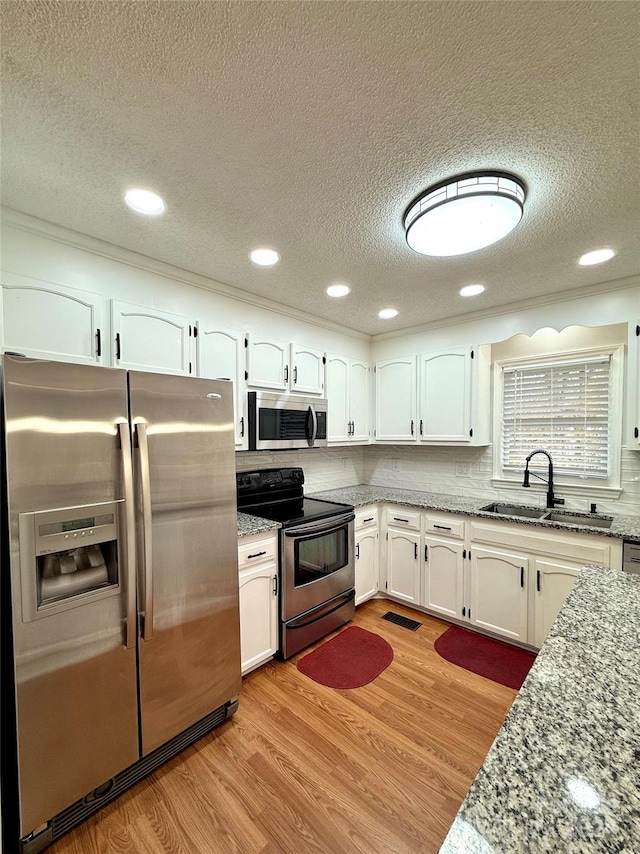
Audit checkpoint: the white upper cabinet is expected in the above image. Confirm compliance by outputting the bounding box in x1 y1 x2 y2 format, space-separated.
196 323 247 448
375 356 417 441
326 354 370 443
290 344 325 395
246 336 325 395
111 299 192 375
375 346 490 445
245 334 288 390
1 281 105 365
629 320 640 448
419 349 470 442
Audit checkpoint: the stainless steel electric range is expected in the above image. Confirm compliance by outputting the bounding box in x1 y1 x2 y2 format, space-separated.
237 467 355 658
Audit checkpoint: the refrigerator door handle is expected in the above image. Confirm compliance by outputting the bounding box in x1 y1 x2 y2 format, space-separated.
118 422 137 650
136 422 154 640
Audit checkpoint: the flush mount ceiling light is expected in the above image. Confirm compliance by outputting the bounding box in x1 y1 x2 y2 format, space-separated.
404 171 526 257
578 248 615 266
326 284 351 298
124 188 166 216
250 248 280 266
459 284 485 297
378 308 398 319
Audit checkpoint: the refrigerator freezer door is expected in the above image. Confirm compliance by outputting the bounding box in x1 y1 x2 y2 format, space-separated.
128 371 241 754
2 356 139 836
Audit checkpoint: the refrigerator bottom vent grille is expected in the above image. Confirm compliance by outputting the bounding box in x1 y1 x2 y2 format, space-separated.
22 701 237 854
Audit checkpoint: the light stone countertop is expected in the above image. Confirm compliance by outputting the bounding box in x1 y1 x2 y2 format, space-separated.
308 485 640 542
237 512 280 538
438 565 640 854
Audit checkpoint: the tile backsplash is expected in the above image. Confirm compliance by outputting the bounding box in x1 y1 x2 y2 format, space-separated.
236 446 640 516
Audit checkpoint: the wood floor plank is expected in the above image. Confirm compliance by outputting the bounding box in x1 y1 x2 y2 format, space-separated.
46 599 516 854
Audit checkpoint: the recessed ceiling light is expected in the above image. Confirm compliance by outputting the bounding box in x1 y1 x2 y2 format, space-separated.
404 171 525 257
124 188 166 216
326 284 350 298
459 284 485 297
378 308 398 319
250 248 280 266
578 248 615 266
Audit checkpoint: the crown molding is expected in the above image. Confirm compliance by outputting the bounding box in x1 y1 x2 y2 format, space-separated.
0 207 371 343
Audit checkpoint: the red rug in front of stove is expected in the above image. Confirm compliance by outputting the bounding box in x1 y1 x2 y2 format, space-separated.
434 625 536 690
296 626 394 689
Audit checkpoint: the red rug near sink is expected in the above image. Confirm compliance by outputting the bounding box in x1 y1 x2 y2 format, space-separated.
434 626 536 690
296 626 393 689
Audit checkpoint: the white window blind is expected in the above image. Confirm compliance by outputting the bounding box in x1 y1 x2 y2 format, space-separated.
502 355 611 479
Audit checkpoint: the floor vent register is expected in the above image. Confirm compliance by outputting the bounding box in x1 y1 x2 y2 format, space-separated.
382 611 422 631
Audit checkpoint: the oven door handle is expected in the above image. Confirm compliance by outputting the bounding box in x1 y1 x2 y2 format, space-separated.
287 589 355 629
284 512 355 537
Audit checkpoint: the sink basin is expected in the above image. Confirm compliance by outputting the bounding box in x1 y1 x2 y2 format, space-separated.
479 503 547 519
542 511 613 529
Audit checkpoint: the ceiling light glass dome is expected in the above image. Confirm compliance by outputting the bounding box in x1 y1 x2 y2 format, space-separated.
404 172 526 257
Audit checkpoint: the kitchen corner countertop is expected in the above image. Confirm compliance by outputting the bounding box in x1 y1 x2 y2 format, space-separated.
308 485 640 542
439 566 640 854
237 512 281 538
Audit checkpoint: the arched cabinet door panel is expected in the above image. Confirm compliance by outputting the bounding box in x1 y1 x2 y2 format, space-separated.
111 300 192 375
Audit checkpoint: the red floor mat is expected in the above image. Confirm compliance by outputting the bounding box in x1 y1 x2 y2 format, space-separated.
434 625 536 690
297 626 393 689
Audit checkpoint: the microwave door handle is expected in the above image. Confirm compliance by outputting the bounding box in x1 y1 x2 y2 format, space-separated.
135 422 154 641
118 422 137 650
307 405 318 447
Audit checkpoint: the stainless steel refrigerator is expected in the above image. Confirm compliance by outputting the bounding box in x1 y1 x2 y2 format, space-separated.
0 355 241 853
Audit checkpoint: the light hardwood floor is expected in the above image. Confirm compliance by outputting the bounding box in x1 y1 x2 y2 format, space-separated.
48 599 516 854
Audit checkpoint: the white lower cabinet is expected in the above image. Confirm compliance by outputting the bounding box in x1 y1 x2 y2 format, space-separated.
468 547 529 643
533 558 582 648
423 536 464 620
385 508 422 605
238 533 279 674
355 506 379 605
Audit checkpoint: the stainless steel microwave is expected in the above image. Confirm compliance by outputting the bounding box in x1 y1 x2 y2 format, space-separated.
247 391 328 450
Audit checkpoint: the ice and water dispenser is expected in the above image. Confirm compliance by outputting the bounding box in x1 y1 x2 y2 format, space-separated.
19 501 123 621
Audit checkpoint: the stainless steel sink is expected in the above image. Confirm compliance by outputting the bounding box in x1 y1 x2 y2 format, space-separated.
479 502 547 519
479 502 613 529
542 511 613 529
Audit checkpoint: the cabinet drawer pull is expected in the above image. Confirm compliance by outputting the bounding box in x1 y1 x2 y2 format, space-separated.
414 542 418 560
293 366 298 384
433 525 451 531
284 365 289 383
363 517 374 523
95 328 102 357
537 569 541 592
419 419 423 436
273 575 278 595
240 416 245 438
394 517 409 523
520 566 525 588
248 550 267 559
115 332 121 360
424 545 428 561
356 543 360 559
410 419 414 435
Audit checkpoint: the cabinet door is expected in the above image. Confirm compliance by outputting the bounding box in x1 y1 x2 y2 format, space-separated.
111 300 191 375
197 324 246 447
246 334 288 390
2 282 105 365
423 536 464 620
419 348 470 442
239 563 278 674
349 359 370 441
355 528 379 605
375 357 417 441
630 320 640 448
469 547 528 642
326 354 350 442
291 345 325 395
386 529 420 605
533 559 581 648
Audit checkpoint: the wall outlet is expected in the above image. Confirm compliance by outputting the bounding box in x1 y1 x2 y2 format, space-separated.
456 463 470 476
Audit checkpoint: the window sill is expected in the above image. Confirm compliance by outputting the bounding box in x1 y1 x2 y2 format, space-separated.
490 478 623 501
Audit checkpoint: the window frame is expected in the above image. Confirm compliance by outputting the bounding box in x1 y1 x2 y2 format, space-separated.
491 345 624 496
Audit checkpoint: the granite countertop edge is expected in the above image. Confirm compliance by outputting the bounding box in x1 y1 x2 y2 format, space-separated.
237 512 281 538
306 484 640 542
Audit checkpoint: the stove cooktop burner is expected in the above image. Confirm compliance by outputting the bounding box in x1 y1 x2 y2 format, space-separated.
241 496 353 527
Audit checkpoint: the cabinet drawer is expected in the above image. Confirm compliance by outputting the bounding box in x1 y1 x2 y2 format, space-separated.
356 506 378 531
424 514 465 540
385 507 421 531
238 535 278 569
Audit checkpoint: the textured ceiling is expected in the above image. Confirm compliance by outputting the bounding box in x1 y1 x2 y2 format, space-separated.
1 1 639 336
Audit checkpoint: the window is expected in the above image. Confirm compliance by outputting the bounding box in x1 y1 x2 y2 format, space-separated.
495 347 623 488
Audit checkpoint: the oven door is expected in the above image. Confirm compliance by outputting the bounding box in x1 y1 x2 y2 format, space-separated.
281 512 355 621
